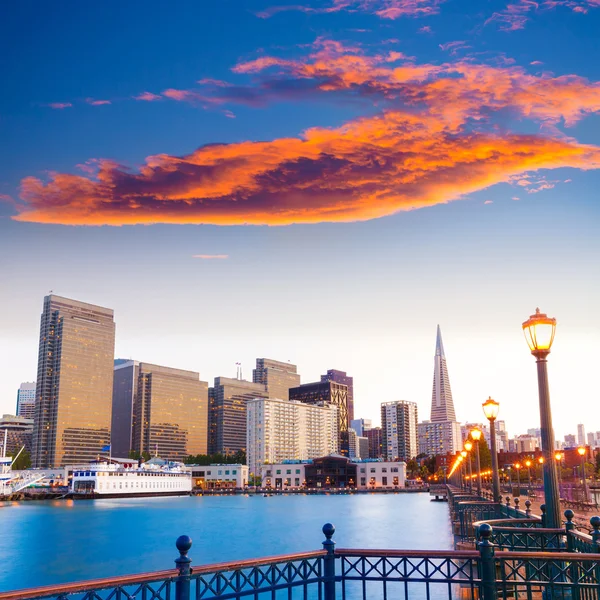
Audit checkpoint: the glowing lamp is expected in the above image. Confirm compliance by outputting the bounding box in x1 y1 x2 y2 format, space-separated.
525 460 532 468
538 457 544 464
471 428 482 442
482 397 500 421
578 447 586 457
522 308 556 356
515 463 521 469
464 441 473 452
555 452 563 461
461 451 468 458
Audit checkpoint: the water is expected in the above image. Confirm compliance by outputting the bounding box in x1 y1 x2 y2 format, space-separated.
0 493 453 592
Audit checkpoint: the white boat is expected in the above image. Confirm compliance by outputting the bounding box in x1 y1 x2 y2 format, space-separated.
70 458 192 498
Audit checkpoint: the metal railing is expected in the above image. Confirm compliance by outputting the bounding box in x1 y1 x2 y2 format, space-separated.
3 523 600 600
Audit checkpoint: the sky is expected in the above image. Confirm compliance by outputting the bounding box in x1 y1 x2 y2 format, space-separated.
1 0 599 439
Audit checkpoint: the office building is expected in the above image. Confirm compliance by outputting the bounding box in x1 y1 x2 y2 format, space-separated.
418 420 462 456
577 424 586 447
365 427 383 459
32 295 116 468
381 401 418 461
209 377 267 455
564 434 577 447
252 358 300 401
0 414 34 455
514 434 539 453
587 432 600 448
246 397 338 476
111 360 140 456
321 370 354 422
130 363 208 461
431 326 457 422
350 418 372 437
289 380 349 456
187 464 248 490
16 382 36 420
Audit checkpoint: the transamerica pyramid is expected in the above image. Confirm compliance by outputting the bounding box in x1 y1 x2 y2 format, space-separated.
430 325 457 422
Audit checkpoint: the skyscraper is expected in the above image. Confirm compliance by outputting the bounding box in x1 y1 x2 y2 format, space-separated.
365 427 383 459
208 377 268 455
111 360 140 457
431 326 456 422
32 295 115 468
246 397 338 476
289 380 349 456
577 424 586 447
16 382 36 420
252 358 300 400
131 363 209 461
321 370 354 422
381 401 419 461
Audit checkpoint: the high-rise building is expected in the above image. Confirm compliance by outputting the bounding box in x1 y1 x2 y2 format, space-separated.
577 424 586 447
209 377 267 455
350 418 372 437
365 427 383 459
252 358 300 401
358 436 369 459
111 360 140 457
246 397 338 476
418 420 462 456
16 382 36 420
32 295 115 468
0 414 34 456
130 363 208 461
431 326 457 422
289 380 349 456
321 370 354 422
381 401 418 461
564 434 577 447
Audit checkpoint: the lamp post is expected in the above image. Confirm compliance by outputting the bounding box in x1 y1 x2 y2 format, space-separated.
525 459 532 496
538 456 545 490
578 447 589 502
522 308 561 529
515 463 521 496
482 396 502 503
471 428 482 495
461 451 468 491
464 441 474 493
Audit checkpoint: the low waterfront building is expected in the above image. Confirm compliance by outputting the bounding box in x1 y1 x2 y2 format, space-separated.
246 397 338 477
260 456 406 489
187 464 248 489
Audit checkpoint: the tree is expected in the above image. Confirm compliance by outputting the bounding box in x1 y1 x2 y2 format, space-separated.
184 451 247 465
406 459 419 478
10 449 31 470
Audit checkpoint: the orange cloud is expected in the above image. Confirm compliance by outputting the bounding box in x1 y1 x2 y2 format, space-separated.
86 98 111 106
134 91 163 101
14 109 600 226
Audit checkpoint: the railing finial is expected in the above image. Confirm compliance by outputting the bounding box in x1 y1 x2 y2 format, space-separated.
590 516 600 549
564 510 575 552
525 500 531 517
175 536 192 600
477 524 497 600
540 504 546 527
322 524 336 600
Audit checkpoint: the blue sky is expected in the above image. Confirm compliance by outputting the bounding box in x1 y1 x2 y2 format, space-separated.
1 0 599 438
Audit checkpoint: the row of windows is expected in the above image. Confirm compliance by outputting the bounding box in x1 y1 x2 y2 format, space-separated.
358 467 400 473
192 470 237 476
97 480 185 491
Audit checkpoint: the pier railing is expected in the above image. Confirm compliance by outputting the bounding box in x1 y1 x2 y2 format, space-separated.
3 523 600 600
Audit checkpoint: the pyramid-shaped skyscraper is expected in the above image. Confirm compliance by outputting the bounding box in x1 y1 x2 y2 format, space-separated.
417 325 462 456
430 325 457 422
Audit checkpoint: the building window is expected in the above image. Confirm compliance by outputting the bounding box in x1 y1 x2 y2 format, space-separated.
360 468 365 473
296 469 300 474
276 469 281 474
391 467 398 473
370 468 376 473
361 478 366 486
382 468 387 473
382 477 388 486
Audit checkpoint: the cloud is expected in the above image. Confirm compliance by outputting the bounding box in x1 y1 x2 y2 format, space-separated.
438 40 471 55
192 254 229 259
484 200 494 204
418 25 433 33
14 107 600 226
486 0 599 31
86 98 111 106
46 102 72 110
133 91 163 102
256 0 445 19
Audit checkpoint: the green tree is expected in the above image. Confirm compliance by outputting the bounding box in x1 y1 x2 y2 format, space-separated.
10 449 31 470
406 459 419 478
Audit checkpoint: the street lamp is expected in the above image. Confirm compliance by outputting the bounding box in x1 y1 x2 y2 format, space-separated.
482 396 502 503
471 428 483 495
465 440 474 493
525 459 532 496
538 456 545 489
578 447 590 502
522 308 561 529
515 462 521 496
554 452 563 497
461 451 468 491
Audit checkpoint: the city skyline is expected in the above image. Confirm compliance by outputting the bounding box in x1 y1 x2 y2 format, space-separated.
1 292 599 442
1 1 599 440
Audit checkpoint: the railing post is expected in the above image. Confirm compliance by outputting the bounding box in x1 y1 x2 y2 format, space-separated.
478 523 498 600
322 523 336 600
540 504 546 527
564 510 575 552
525 500 531 518
175 535 192 600
514 497 520 515
590 516 600 551
505 496 511 516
